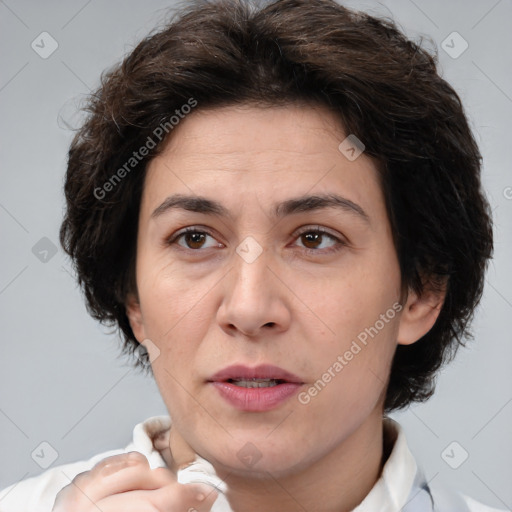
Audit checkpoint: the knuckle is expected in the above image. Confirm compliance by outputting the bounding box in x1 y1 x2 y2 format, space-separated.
92 451 148 476
52 483 83 510
70 469 93 486
125 450 148 463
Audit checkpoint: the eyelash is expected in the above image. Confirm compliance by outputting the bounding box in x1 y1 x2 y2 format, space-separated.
166 225 347 255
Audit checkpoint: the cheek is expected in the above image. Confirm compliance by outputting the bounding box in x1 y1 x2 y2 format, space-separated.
296 262 400 408
304 318 398 427
137 263 210 367
296 261 399 350
139 255 201 326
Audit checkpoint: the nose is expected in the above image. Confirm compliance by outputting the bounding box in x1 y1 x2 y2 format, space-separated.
216 242 291 338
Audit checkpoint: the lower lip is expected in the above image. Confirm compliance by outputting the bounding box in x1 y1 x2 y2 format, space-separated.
209 381 303 412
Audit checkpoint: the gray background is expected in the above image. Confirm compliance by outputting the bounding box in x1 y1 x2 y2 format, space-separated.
0 0 511 509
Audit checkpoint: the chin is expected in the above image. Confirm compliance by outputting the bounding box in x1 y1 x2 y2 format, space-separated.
208 439 311 479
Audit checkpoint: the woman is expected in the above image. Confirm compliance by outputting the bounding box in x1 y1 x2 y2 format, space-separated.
0 0 502 510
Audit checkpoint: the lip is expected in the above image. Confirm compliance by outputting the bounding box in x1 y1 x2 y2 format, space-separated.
208 364 304 384
207 364 304 412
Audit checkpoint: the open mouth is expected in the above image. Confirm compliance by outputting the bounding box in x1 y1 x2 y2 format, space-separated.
226 378 287 388
207 363 304 410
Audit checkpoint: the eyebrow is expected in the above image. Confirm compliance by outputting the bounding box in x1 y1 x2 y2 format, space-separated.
151 193 370 224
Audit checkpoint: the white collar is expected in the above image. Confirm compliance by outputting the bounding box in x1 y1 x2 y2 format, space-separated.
353 417 418 511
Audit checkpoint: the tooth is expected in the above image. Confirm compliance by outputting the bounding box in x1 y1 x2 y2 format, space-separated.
230 379 279 388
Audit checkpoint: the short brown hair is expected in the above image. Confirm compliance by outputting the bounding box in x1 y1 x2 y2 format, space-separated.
59 0 493 412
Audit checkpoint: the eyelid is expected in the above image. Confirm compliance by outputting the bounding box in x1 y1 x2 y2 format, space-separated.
166 224 347 253
167 224 342 242
292 225 348 252
165 226 223 248
293 225 341 239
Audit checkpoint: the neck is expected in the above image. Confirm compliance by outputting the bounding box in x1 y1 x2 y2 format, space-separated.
219 409 385 512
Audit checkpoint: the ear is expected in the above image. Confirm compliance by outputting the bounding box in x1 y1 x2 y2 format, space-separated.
397 280 447 346
125 292 147 343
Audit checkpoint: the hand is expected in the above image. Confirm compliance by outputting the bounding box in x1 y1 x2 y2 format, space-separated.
52 451 219 512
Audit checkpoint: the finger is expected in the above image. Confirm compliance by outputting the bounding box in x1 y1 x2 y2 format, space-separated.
158 482 219 512
90 451 150 476
55 452 175 507
91 453 176 497
96 483 219 512
185 483 220 512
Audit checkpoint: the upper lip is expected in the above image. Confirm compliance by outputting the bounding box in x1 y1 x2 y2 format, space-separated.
208 364 304 384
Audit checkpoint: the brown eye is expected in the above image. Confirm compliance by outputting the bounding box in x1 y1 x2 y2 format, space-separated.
182 231 207 249
301 231 325 250
294 227 345 254
167 227 221 251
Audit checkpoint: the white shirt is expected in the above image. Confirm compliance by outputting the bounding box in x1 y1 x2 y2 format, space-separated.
0 415 506 512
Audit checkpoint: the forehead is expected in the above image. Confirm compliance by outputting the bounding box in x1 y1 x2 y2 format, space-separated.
141 103 384 224
161 102 344 154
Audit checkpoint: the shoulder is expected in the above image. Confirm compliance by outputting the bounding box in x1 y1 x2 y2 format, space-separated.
461 493 509 512
428 480 508 512
382 418 507 512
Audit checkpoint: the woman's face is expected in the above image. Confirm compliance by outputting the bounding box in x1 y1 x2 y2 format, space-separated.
127 103 419 478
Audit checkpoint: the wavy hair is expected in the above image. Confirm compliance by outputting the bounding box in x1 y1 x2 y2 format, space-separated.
60 0 493 412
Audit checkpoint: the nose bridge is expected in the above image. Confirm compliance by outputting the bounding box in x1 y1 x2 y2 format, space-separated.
218 233 288 335
231 234 271 299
